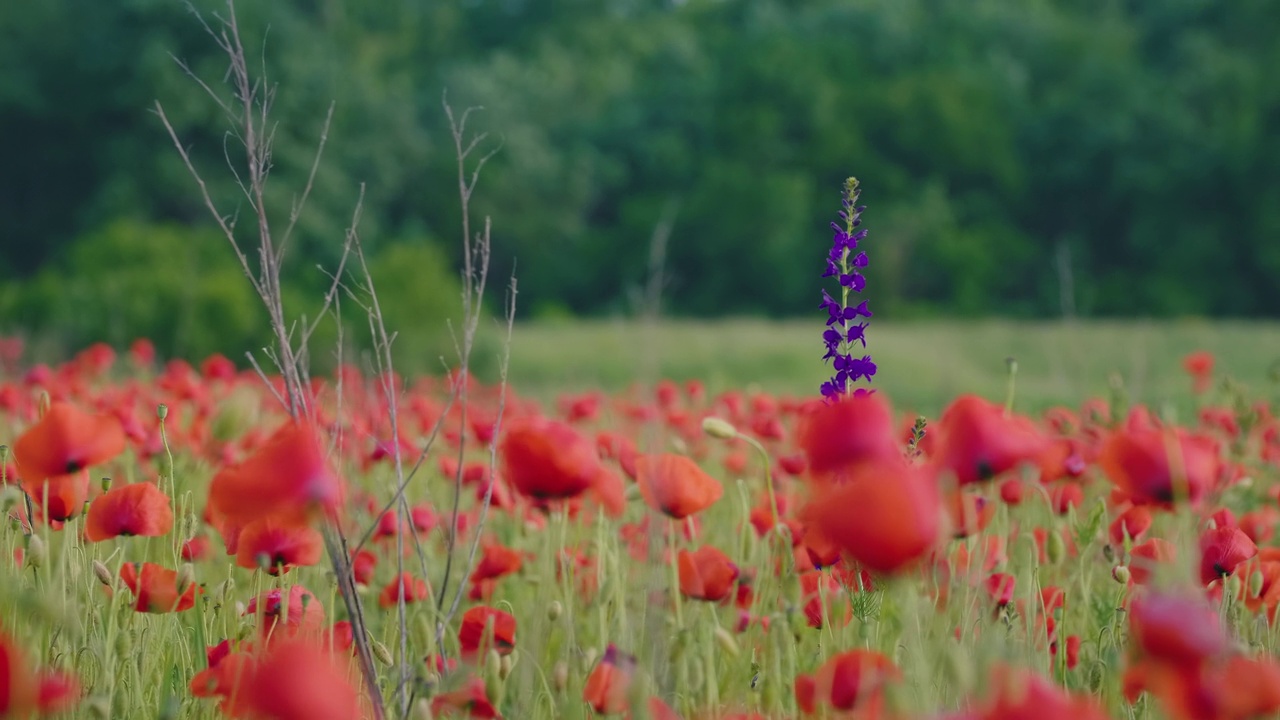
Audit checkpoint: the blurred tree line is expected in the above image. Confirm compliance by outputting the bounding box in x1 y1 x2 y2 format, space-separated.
1 0 1277 367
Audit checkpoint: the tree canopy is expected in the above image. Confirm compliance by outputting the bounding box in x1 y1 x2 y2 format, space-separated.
1 0 1276 362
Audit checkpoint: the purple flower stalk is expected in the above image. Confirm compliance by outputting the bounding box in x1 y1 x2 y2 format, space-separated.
820 177 876 399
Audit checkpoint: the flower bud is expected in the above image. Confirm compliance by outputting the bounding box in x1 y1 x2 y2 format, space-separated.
702 417 738 440
25 535 47 569
500 651 516 680
372 641 393 666
581 646 599 672
1112 565 1131 584
93 560 113 586
1046 531 1067 564
1224 573 1244 600
547 600 563 622
552 660 569 693
1251 570 1266 599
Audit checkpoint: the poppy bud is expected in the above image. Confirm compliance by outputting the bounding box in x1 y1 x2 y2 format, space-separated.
582 646 599 672
25 534 46 568
1112 565 1131 584
0 484 18 511
1251 570 1266 599
500 651 516 680
702 417 738 440
411 699 433 720
157 404 169 420
553 660 569 693
547 600 563 622
372 641 393 666
1103 543 1115 562
1046 531 1067 564
93 560 113 586
484 649 504 699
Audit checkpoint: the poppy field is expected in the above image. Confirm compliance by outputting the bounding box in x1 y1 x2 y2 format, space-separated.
4 332 1280 720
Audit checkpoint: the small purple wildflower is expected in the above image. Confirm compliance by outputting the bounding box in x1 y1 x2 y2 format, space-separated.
820 178 875 399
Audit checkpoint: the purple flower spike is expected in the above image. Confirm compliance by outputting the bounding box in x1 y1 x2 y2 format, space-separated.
819 178 875 398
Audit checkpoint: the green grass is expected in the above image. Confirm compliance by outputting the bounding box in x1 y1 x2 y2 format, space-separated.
504 318 1280 415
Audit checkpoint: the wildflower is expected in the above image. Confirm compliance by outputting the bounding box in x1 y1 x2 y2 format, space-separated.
933 395 1050 485
1198 525 1256 586
635 454 723 519
13 401 126 480
794 649 899 715
1183 350 1215 394
207 421 346 527
677 545 740 602
1100 428 1220 506
795 391 899 482
583 644 636 715
378 573 431 609
800 459 942 575
246 586 325 642
118 562 201 613
499 416 600 504
221 640 363 720
0 630 81 717
459 606 516 661
820 178 876 399
235 518 324 575
84 481 174 542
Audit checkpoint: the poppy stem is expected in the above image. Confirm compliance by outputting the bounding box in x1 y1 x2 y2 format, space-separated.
668 518 685 630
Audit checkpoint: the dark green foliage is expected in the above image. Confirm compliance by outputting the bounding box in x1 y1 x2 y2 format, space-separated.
0 0 1277 365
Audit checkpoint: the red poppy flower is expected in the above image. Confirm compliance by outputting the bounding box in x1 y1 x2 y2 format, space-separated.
1198 525 1256 586
1109 505 1153 545
500 416 600 503
13 401 126 480
584 644 636 715
801 459 942 575
232 639 364 720
84 481 174 542
182 535 212 562
235 518 324 575
351 549 377 586
795 392 899 481
118 562 200 613
794 649 900 715
933 395 1050 485
1099 428 1220 507
677 545 740 602
635 454 723 519
379 573 431 609
470 542 524 587
977 665 1111 720
431 675 501 719
1183 350 1215 394
1129 591 1226 669
458 606 516 660
985 573 1016 607
799 570 853 629
21 471 91 523
208 421 346 527
246 586 326 641
0 630 81 717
